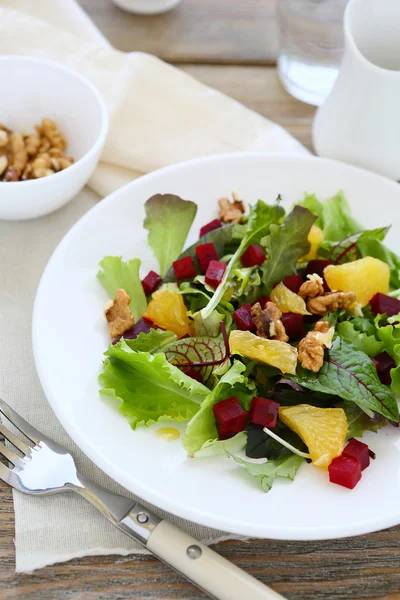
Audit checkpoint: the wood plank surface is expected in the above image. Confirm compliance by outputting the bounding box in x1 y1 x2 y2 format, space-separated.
78 0 280 64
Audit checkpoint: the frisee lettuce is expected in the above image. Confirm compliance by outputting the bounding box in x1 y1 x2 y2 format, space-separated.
375 319 400 395
99 339 208 429
337 321 384 357
144 194 197 276
97 256 147 322
229 451 304 493
336 401 386 440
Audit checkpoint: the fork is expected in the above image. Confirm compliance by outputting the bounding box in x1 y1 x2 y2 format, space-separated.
0 398 285 600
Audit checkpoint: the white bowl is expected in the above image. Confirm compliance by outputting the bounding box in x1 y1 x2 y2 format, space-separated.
0 56 109 220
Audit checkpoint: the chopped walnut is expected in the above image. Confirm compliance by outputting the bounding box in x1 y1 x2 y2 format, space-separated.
24 133 41 157
0 130 8 148
105 288 135 338
307 291 357 316
218 193 245 223
251 301 289 343
41 118 66 151
31 153 53 178
9 132 27 176
298 321 335 372
3 166 18 182
299 273 324 299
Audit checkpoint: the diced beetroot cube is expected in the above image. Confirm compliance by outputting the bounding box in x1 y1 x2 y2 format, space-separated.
256 296 270 309
182 365 203 384
200 219 222 238
205 260 226 288
241 244 266 268
213 396 247 440
371 352 396 385
113 317 155 344
343 439 370 471
141 270 162 296
249 397 279 429
173 256 196 280
283 274 304 293
281 312 305 340
370 293 400 317
196 242 218 274
233 304 255 331
306 259 331 292
328 454 362 489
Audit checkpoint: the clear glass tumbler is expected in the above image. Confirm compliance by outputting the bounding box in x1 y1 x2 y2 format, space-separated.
277 0 349 106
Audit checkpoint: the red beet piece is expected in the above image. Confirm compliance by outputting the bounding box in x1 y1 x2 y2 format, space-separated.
256 295 270 309
343 439 370 471
249 397 279 429
241 244 266 268
233 304 254 331
306 259 331 292
205 260 226 288
141 270 161 296
196 242 218 274
182 365 203 384
213 396 247 440
328 454 362 489
200 219 222 238
283 274 304 294
371 351 396 385
281 312 305 340
370 292 400 317
173 256 196 280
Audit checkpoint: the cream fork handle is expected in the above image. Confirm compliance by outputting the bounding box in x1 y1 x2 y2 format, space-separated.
146 520 285 600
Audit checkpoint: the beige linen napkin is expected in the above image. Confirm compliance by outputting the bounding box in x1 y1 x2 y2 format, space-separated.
0 0 308 572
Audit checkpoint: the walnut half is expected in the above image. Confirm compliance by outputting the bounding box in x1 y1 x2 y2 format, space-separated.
298 321 335 372
218 192 245 223
307 291 356 316
105 288 135 338
251 301 289 343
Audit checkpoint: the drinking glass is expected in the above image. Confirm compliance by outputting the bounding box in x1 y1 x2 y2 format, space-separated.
277 0 349 106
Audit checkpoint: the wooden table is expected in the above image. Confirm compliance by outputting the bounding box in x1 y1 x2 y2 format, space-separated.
1 1 400 599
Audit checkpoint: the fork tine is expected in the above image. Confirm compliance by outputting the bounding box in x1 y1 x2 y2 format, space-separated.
0 398 40 444
0 441 25 468
0 423 31 456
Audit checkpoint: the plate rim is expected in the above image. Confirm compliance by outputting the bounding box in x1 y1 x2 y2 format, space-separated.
32 151 400 540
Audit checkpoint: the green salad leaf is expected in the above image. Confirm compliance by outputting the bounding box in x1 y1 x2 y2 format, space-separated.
357 236 400 289
200 200 285 319
144 194 197 276
260 206 316 294
320 227 390 264
99 340 208 429
182 361 255 455
124 329 177 352
291 337 399 422
298 191 362 241
337 321 384 357
163 335 229 385
245 422 306 460
375 320 400 395
97 256 147 322
194 431 247 458
229 451 304 493
336 401 386 440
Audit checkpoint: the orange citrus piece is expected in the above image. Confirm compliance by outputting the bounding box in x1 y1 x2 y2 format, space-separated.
145 288 191 338
279 404 348 469
324 257 390 306
300 225 324 261
270 282 310 315
229 330 298 374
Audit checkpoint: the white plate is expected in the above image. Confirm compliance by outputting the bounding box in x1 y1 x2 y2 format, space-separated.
33 153 400 540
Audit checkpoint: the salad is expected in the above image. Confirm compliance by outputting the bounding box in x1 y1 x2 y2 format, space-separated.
97 191 400 493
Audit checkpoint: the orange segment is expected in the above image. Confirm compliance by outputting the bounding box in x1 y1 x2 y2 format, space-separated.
300 225 324 261
324 257 390 306
279 404 348 469
229 330 298 374
270 282 310 315
145 288 191 338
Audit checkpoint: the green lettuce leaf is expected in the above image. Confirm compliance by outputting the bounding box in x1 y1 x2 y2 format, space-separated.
194 431 247 458
200 200 285 319
229 451 304 493
320 227 390 264
124 329 177 352
163 335 229 385
99 340 208 429
375 320 400 395
260 206 317 294
290 337 399 422
337 321 384 357
245 422 306 460
298 191 362 241
336 401 386 440
144 194 197 276
97 256 147 321
182 361 255 455
357 237 400 289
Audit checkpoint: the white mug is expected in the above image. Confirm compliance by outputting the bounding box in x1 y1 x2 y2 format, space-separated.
313 0 400 180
